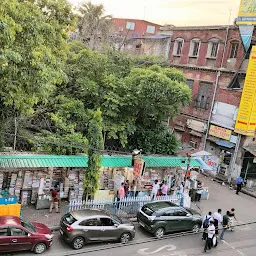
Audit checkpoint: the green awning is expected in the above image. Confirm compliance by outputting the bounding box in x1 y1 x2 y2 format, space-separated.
0 154 201 168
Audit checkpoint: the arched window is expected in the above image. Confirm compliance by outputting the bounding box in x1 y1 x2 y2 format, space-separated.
173 38 184 56
189 38 200 57
229 40 240 59
207 38 220 58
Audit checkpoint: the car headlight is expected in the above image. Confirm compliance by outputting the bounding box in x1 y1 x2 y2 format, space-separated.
45 234 54 240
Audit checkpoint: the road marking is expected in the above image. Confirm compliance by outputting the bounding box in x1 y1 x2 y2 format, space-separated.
137 245 176 255
222 240 246 256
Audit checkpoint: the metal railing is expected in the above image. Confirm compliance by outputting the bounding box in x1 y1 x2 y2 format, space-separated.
67 195 183 217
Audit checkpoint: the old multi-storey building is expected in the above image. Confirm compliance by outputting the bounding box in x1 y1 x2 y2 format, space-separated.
112 18 161 39
166 24 256 180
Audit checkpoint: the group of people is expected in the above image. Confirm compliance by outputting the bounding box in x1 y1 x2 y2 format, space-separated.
202 208 236 253
118 180 138 199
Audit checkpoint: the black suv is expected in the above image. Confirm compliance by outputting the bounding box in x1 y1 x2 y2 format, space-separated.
137 201 202 238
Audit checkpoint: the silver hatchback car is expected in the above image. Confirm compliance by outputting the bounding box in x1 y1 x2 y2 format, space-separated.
60 209 136 249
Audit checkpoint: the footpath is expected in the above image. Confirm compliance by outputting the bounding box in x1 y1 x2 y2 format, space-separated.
21 174 256 230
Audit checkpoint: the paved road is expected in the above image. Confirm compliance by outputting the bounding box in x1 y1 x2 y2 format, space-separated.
8 222 256 256
6 175 256 256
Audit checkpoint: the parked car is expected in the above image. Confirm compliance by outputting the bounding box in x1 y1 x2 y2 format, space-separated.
0 216 53 254
137 201 202 238
60 209 136 250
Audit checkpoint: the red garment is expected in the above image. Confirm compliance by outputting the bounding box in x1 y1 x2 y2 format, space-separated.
51 190 58 202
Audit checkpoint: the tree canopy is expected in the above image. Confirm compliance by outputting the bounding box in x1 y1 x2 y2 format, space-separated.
0 0 192 156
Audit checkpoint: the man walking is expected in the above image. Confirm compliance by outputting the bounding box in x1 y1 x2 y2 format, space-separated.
151 180 160 200
236 176 243 195
161 181 168 196
204 220 215 253
202 211 213 240
213 209 223 234
49 188 59 213
220 211 230 240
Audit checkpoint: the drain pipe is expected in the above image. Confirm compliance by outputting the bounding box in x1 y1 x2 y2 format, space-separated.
202 24 230 150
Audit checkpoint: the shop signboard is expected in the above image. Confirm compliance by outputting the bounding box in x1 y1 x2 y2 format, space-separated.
133 158 145 178
209 125 232 140
239 25 254 51
235 46 256 136
236 0 256 25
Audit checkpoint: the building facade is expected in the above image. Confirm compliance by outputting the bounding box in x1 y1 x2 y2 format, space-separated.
112 18 162 39
166 25 256 179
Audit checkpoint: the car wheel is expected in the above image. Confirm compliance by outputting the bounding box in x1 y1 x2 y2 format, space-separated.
120 232 131 244
192 224 200 233
34 243 47 254
72 237 85 250
154 227 165 239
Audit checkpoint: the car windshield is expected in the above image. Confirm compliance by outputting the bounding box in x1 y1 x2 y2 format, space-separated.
109 214 122 224
63 213 77 225
21 220 36 233
142 206 154 216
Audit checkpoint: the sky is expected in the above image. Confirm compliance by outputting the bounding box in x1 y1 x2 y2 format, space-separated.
69 0 241 26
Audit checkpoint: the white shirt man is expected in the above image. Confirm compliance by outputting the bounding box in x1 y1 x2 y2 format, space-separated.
185 178 191 190
213 210 223 226
179 183 184 194
151 180 160 199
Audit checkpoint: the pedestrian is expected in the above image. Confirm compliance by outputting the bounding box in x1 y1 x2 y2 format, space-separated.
117 182 125 209
178 182 184 195
236 176 243 195
213 209 223 234
185 177 191 190
49 188 59 213
151 180 160 200
203 220 215 253
118 182 125 200
124 180 129 197
195 182 203 202
161 181 169 196
202 212 213 240
228 208 236 231
1 187 10 197
219 211 230 240
130 180 136 197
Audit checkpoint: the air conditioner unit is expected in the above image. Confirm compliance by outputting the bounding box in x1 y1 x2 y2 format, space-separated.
118 27 124 32
189 141 197 149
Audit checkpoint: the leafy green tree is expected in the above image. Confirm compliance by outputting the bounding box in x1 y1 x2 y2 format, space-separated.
0 0 75 148
127 123 179 155
77 1 113 50
83 109 104 200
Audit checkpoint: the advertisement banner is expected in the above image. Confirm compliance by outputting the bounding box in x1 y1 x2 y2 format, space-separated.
209 125 232 140
235 46 256 136
239 25 254 51
133 158 145 178
236 0 256 25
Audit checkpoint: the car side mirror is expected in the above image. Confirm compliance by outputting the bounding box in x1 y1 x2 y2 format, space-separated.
114 224 119 227
28 233 31 237
186 213 191 217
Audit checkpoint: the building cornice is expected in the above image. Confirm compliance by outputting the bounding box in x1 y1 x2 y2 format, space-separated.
169 63 246 75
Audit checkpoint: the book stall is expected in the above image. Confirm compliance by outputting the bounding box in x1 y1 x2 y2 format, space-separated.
0 167 86 210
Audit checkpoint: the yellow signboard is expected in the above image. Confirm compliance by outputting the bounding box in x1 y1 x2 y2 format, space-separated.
237 0 256 25
209 125 232 140
235 46 256 136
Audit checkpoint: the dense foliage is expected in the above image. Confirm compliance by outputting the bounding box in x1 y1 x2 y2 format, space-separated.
0 0 192 157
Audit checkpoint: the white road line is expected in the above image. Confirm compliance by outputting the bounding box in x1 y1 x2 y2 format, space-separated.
222 240 246 256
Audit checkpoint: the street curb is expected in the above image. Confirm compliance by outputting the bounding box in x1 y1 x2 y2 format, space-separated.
241 189 256 199
50 226 60 231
